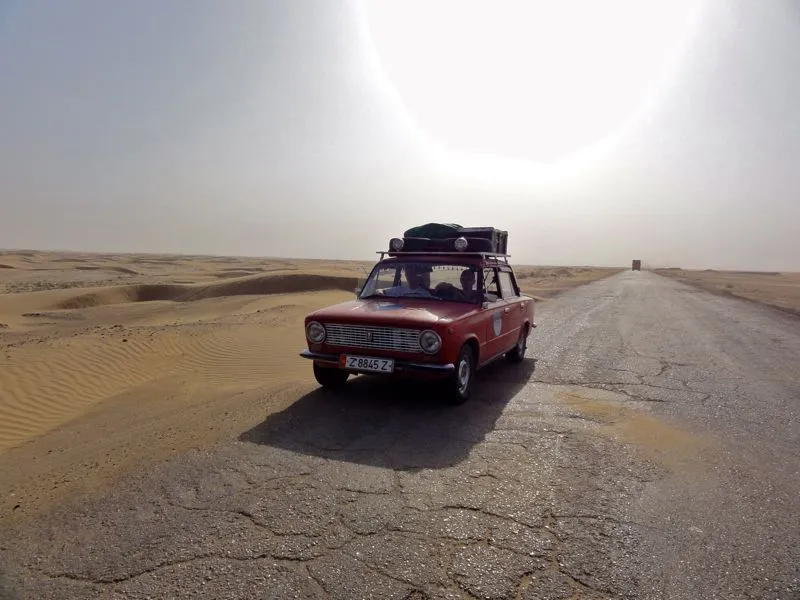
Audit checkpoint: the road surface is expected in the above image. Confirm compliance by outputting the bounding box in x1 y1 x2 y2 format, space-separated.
1 271 798 599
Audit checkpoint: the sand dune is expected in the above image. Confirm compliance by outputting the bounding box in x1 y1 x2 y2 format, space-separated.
1 332 184 449
55 272 357 309
213 267 267 278
74 265 139 275
0 254 366 456
514 265 622 300
655 268 800 316
0 265 361 456
0 292 344 450
129 258 185 265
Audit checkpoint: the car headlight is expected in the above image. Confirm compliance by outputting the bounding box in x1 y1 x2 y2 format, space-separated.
306 321 326 343
419 329 442 354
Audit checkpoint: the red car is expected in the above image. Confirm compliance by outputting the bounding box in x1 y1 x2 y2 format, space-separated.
300 224 536 404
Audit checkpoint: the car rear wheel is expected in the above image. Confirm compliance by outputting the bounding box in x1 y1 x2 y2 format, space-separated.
443 344 475 405
506 324 529 363
313 362 349 389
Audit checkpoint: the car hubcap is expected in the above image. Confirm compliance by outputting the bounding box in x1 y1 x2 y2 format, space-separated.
457 358 470 393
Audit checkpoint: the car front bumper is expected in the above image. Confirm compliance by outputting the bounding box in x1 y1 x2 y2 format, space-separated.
299 350 455 374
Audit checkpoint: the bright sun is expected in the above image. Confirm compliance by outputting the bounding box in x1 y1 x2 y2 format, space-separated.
357 0 704 175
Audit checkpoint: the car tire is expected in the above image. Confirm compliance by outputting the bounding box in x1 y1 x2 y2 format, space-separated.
506 324 528 363
443 344 475 405
313 362 349 389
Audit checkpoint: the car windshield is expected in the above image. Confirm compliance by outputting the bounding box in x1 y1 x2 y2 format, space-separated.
359 261 482 303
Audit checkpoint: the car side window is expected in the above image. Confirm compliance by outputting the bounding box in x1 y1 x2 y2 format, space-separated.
483 268 501 303
498 270 519 299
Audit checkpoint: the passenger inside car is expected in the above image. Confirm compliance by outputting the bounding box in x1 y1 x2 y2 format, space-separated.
482 268 501 302
459 268 481 302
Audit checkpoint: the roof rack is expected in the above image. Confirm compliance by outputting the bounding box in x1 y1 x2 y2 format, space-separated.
377 250 510 263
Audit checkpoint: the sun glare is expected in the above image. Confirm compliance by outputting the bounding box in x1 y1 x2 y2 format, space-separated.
356 0 704 181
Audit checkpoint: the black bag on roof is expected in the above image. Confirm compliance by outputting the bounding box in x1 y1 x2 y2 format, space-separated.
403 223 462 239
457 227 508 254
395 223 508 254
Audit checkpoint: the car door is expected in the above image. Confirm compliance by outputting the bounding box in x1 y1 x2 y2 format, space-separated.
497 269 524 351
480 266 511 362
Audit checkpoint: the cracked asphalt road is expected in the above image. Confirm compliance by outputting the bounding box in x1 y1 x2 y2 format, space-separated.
1 271 798 599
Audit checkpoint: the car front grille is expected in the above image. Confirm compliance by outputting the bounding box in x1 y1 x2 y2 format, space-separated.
324 323 422 353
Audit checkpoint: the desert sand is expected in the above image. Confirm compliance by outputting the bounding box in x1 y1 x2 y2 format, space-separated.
655 268 800 316
0 250 619 523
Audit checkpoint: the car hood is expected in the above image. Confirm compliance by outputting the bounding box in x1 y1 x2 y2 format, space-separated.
308 298 479 327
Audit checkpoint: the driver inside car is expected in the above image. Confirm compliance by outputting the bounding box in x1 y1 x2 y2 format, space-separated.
405 264 432 294
381 264 432 297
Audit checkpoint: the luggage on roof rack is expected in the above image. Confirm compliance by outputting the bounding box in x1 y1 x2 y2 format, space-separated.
391 224 509 255
403 223 462 239
457 227 508 254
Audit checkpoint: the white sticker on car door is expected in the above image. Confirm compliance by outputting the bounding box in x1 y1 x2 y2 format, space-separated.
492 310 503 336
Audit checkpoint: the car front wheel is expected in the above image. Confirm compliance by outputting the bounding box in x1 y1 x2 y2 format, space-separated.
443 344 475 405
313 362 349 389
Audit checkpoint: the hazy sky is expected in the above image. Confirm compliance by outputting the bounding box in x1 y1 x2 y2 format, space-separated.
1 0 798 270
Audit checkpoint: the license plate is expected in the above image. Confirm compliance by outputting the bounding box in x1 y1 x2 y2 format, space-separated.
340 354 394 373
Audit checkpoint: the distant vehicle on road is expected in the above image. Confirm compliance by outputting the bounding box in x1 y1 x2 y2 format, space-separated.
632 259 642 271
300 223 536 404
